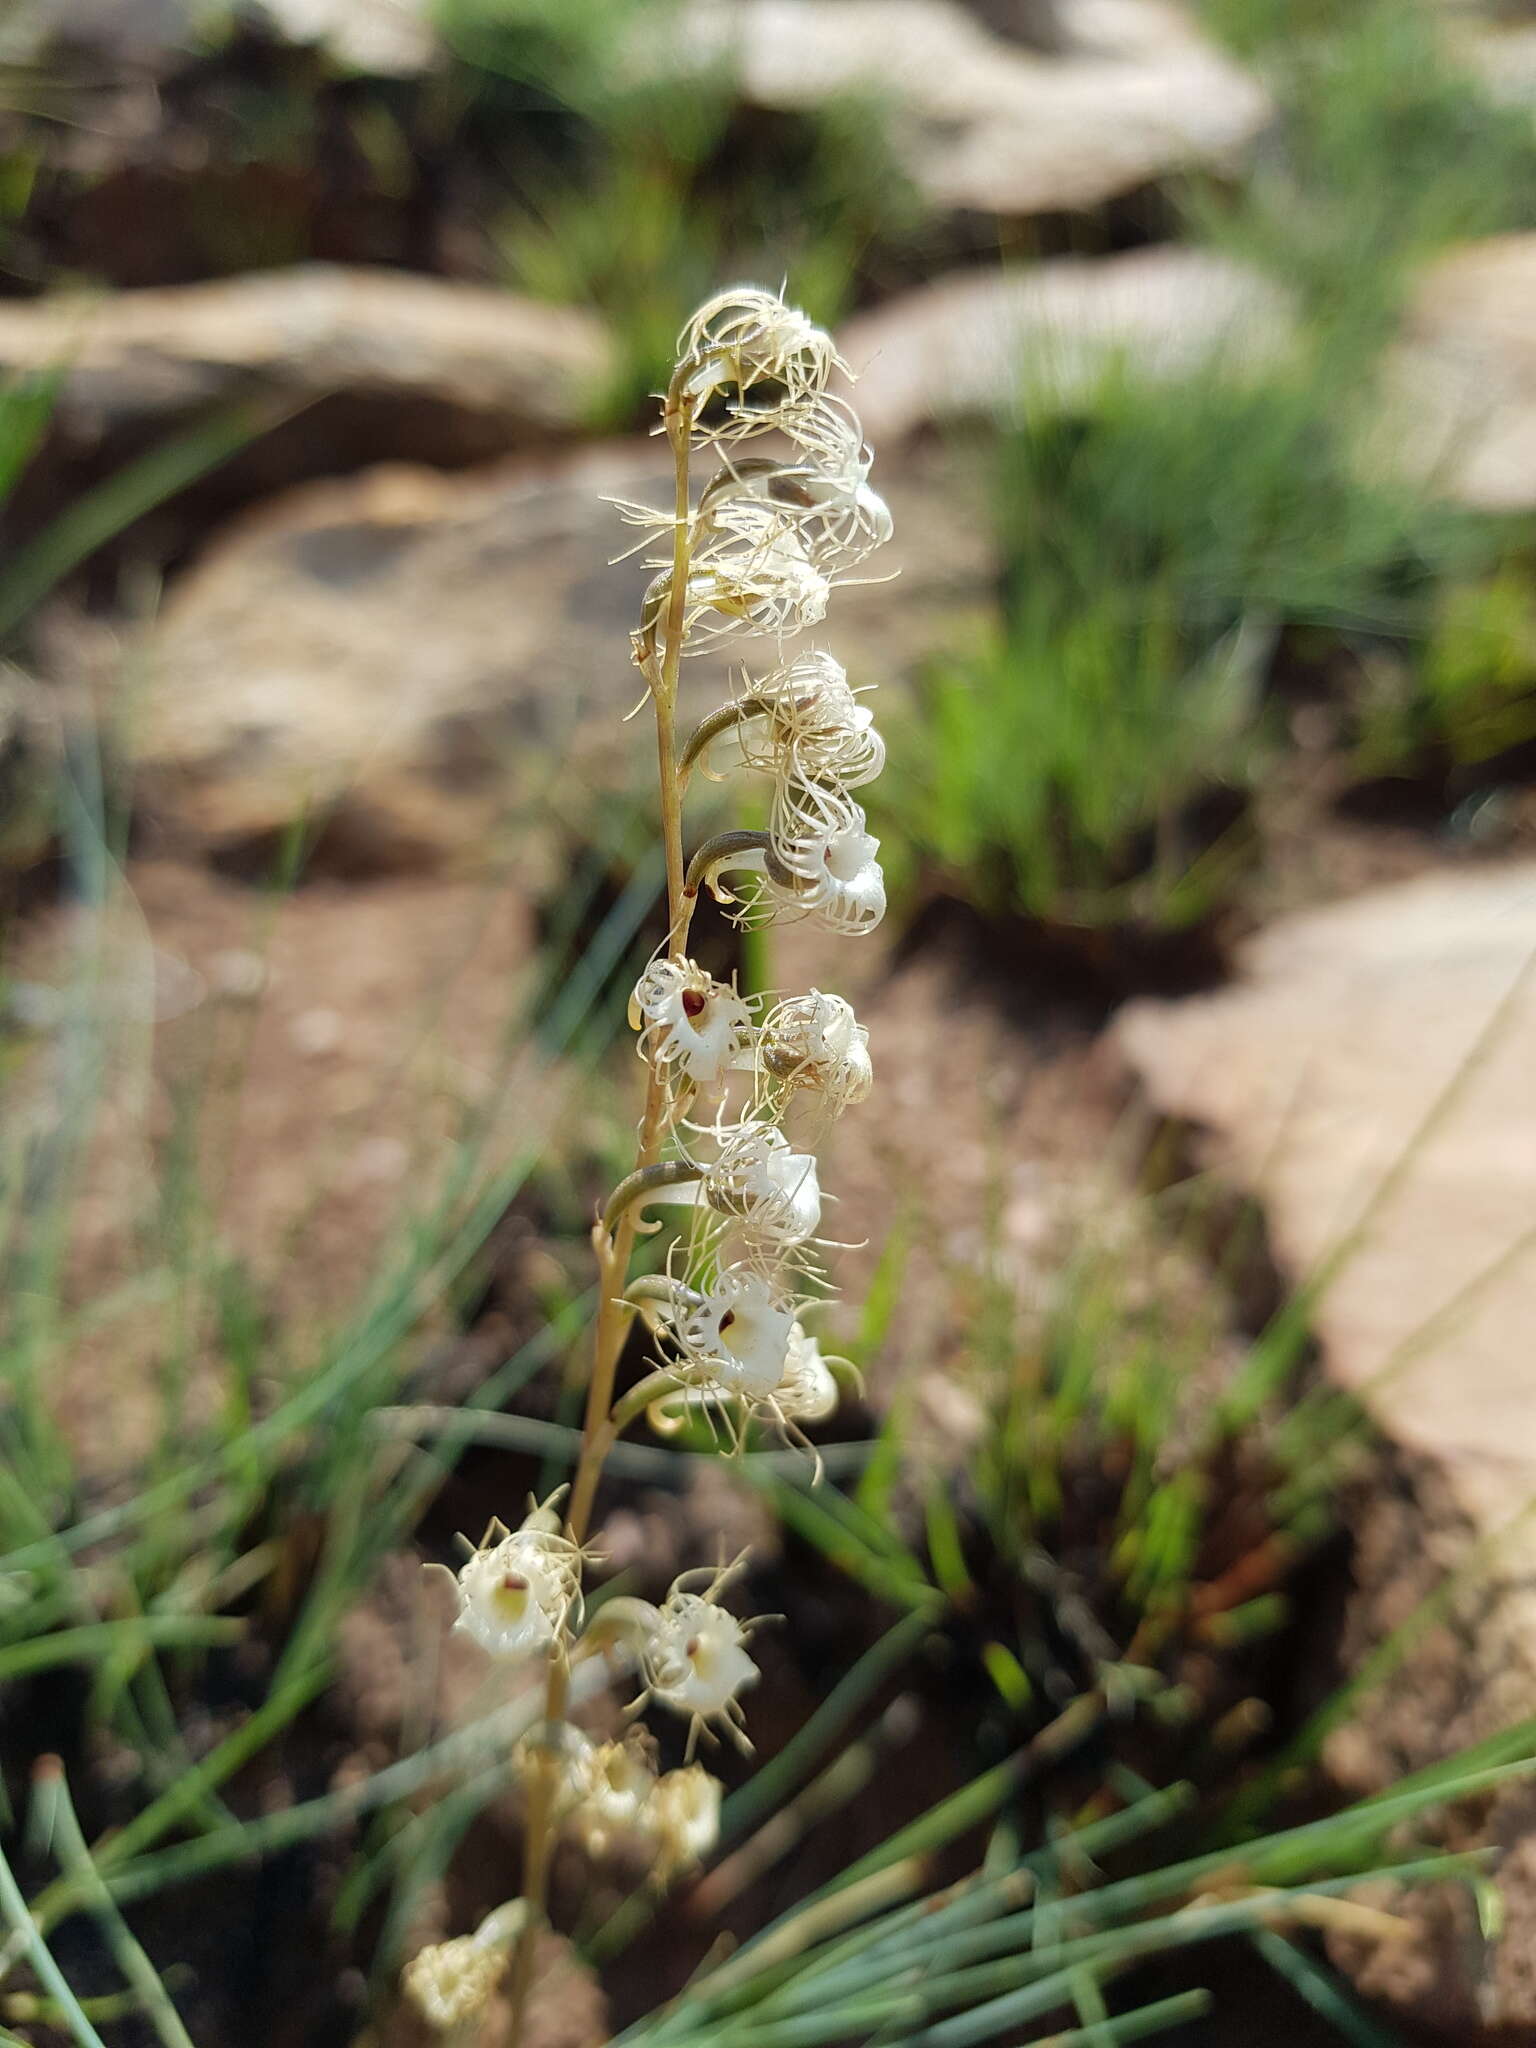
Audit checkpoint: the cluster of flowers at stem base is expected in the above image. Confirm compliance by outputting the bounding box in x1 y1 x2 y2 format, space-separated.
408 287 891 2041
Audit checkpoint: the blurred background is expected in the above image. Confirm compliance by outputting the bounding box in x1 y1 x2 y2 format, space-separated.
4 1 1536 2044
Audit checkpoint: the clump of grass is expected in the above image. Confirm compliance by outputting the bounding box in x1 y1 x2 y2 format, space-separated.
1198 0 1536 343
884 360 1488 931
880 0 1536 939
440 0 923 426
1349 556 1536 783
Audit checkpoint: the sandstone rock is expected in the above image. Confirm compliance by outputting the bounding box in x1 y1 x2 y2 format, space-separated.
1113 861 1536 2034
2 0 436 71
1388 235 1536 512
1457 20 1536 113
666 0 1270 217
1117 861 1536 1526
838 246 1289 441
0 266 609 457
122 439 991 866
0 0 195 64
249 0 437 74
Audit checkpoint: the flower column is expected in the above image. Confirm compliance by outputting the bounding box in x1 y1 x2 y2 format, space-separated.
416 287 894 2047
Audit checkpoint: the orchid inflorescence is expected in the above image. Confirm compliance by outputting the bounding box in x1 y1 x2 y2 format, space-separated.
407 287 892 2043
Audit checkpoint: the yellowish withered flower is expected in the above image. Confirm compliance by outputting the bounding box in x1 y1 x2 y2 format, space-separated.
650 1764 723 1880
401 1902 525 2035
567 1729 659 1859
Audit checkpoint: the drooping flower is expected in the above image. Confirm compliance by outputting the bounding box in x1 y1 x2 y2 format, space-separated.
655 1261 799 1401
449 1493 582 1662
773 1323 844 1425
691 406 892 574
767 782 887 936
636 513 830 664
755 988 872 1119
639 1561 761 1753
675 286 843 445
735 651 885 789
696 1120 823 1250
630 955 755 1099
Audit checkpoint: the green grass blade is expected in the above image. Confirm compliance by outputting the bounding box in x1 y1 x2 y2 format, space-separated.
0 1615 243 1682
0 399 272 644
29 1761 195 2048
0 1831 107 2048
1250 1928 1412 2047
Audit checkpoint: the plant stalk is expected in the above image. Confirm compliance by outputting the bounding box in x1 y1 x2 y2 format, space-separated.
505 382 697 2047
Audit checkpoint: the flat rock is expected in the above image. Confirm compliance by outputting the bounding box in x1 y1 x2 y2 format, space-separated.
0 265 609 457
1388 235 1536 512
1 0 436 70
247 0 437 74
1114 862 1536 2033
664 0 1269 217
1116 862 1536 1510
838 245 1290 441
122 439 991 867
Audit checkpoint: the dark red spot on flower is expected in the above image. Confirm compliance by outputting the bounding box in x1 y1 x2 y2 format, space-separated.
501 1573 528 1592
718 1310 736 1332
681 989 707 1018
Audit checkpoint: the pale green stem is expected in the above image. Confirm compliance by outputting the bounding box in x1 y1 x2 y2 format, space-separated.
505 378 699 2048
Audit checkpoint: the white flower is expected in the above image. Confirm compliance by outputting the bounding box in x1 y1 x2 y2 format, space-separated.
651 1765 723 1880
659 1261 798 1401
693 431 891 575
756 988 872 1118
689 504 832 644
449 1495 581 1661
631 956 755 1098
641 1563 761 1752
638 514 830 660
773 1323 843 1425
676 286 842 443
737 652 885 789
699 1120 823 1250
768 783 887 936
